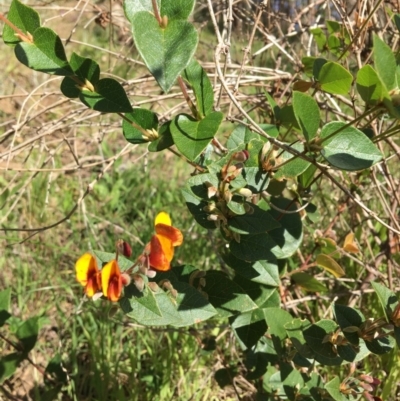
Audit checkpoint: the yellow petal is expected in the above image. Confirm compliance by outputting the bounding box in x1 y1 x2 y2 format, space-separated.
101 260 120 299
75 253 98 286
155 211 171 226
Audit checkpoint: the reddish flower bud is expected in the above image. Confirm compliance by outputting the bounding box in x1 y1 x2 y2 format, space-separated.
116 239 132 258
232 150 249 162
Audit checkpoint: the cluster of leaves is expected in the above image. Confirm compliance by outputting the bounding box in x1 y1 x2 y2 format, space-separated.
2 0 400 400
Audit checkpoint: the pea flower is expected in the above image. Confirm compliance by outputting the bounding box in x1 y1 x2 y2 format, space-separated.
75 253 101 297
101 259 127 302
146 212 183 271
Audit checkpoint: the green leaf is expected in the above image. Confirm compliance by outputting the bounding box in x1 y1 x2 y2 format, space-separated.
320 122 382 171
310 28 327 52
124 0 161 23
223 251 280 286
327 34 341 56
121 285 184 326
182 172 219 229
303 319 343 366
15 27 73 76
313 57 328 80
373 33 397 91
269 363 305 400
3 0 40 46
371 282 398 321
160 0 195 20
183 59 214 118
302 56 317 77
171 111 223 161
227 123 267 150
316 254 345 278
132 12 198 93
0 353 24 384
292 91 320 142
267 197 303 259
292 272 328 292
0 289 11 327
92 250 132 272
356 65 390 105
122 108 159 144
334 304 364 345
318 61 353 95
272 142 311 180
264 308 293 341
79 78 133 113
16 316 39 354
242 167 270 193
203 271 258 318
279 105 300 130
148 121 174 152
246 337 278 379
364 335 394 355
230 309 267 349
395 14 400 33
229 232 278 262
285 318 315 360
394 326 400 349
226 199 246 215
60 53 100 98
228 203 280 235
233 277 279 308
325 377 349 401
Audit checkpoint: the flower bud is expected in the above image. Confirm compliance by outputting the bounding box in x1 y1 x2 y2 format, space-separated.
223 189 232 203
235 188 253 198
232 150 249 163
160 15 168 28
148 282 160 292
121 273 131 287
203 202 216 213
116 239 132 258
132 274 145 292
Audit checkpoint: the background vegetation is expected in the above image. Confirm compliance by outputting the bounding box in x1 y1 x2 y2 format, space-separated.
1 0 399 400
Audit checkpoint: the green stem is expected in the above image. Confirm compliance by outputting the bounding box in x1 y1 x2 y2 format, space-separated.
0 12 31 42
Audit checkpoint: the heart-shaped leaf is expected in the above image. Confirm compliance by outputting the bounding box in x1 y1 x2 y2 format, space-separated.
292 91 320 142
3 0 40 46
171 111 223 161
15 27 73 76
373 33 397 91
356 65 389 105
161 0 196 21
203 271 258 318
183 59 214 118
320 122 382 171
79 78 133 113
124 0 161 23
132 11 198 93
123 108 159 144
318 61 353 95
61 53 100 98
148 121 174 152
230 308 267 349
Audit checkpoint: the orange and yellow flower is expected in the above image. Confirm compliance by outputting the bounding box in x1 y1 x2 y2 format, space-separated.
75 253 101 297
101 259 123 302
147 212 183 271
